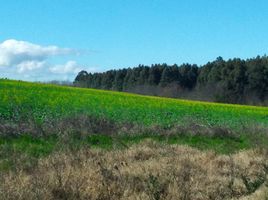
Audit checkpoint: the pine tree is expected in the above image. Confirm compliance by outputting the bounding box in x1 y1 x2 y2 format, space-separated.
112 69 127 91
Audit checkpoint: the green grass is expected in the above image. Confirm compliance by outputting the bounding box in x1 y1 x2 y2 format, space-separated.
0 135 57 171
0 135 56 157
1 79 268 129
0 133 252 171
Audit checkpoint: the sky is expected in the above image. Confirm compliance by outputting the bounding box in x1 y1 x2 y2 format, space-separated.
0 0 268 81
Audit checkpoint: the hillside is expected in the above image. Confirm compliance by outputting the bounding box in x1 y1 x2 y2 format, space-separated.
1 79 268 130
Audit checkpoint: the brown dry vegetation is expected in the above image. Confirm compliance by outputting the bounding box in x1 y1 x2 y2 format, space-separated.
1 140 267 200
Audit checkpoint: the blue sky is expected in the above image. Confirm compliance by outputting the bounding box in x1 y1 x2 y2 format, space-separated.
0 0 268 81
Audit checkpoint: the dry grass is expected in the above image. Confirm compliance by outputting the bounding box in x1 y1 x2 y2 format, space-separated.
0 140 267 200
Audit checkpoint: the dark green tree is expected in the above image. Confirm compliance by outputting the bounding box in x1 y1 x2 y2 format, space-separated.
112 69 127 91
101 70 116 90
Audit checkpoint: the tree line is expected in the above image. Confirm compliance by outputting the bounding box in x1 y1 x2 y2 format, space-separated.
74 56 268 105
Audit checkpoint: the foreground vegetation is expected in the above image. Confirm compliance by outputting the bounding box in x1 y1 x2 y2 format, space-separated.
1 140 268 200
1 79 268 199
0 132 255 172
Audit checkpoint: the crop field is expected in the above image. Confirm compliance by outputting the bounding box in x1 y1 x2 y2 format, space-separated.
0 79 268 199
1 79 268 129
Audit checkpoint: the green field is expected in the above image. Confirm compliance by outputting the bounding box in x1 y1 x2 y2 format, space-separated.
1 79 268 129
1 79 268 165
0 79 267 159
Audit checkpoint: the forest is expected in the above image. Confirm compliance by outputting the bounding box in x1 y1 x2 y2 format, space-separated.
74 56 268 105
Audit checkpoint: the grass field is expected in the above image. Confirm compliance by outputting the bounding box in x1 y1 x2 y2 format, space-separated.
0 79 268 165
0 79 268 199
1 79 268 128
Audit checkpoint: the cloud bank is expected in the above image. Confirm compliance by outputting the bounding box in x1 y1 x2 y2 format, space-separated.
0 39 75 67
49 61 81 74
0 39 93 81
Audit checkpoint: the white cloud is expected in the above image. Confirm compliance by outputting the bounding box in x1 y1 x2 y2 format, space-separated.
0 39 97 81
49 61 81 74
17 61 46 73
0 39 76 70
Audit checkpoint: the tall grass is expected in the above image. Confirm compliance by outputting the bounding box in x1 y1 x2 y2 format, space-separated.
1 140 267 200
